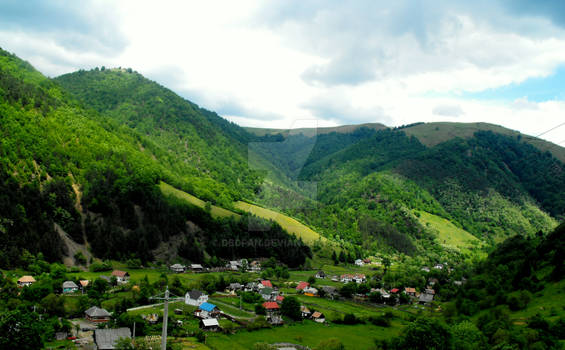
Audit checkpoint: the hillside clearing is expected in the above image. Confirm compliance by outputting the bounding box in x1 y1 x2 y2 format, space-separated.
159 182 239 219
416 211 485 255
234 201 324 243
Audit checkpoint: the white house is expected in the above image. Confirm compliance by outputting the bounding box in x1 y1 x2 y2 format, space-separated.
170 264 186 273
185 290 208 306
355 259 364 266
111 270 130 284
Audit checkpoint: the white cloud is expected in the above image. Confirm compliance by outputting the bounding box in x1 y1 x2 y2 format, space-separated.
2 1 565 143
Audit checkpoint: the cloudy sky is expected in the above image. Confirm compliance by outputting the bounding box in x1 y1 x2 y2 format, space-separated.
1 0 565 144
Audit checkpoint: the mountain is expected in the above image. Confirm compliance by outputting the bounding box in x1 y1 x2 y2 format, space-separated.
0 48 311 268
55 67 262 206
249 123 564 257
3 44 565 268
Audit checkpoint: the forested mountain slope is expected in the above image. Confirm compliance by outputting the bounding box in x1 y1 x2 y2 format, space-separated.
0 48 311 268
55 68 262 205
252 125 563 256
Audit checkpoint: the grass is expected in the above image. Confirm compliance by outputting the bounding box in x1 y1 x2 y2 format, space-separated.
206 322 401 350
159 181 325 244
416 211 485 256
510 279 565 323
159 181 239 219
234 201 324 243
208 297 255 318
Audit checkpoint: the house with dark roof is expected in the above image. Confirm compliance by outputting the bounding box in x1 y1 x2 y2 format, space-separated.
419 292 434 304
195 302 220 319
321 286 338 299
62 281 79 293
94 327 131 349
315 270 326 279
111 270 129 284
260 287 279 301
85 306 111 323
185 290 208 306
191 264 204 272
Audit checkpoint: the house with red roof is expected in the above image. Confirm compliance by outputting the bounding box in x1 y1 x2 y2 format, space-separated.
390 288 400 294
111 270 130 284
276 295 285 303
260 280 272 288
296 281 309 291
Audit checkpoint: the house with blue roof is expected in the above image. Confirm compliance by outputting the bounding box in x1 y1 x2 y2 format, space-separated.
194 302 220 319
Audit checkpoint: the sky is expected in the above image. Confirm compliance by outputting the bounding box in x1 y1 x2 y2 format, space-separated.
1 0 565 144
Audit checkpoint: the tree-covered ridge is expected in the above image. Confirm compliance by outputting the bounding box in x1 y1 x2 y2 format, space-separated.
0 47 310 268
55 68 262 204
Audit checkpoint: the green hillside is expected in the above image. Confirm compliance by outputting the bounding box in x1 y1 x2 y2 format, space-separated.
0 48 311 268
416 211 484 255
234 201 324 243
55 67 262 206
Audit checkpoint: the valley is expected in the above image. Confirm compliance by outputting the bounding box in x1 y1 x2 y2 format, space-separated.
0 46 564 349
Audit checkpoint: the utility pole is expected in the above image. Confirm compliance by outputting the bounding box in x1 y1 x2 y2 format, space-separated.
149 287 184 350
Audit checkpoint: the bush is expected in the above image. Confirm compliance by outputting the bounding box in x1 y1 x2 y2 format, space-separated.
255 304 266 315
89 261 112 272
368 315 390 327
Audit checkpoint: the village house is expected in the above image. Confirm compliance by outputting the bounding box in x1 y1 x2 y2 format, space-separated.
390 288 400 294
190 264 204 272
321 286 339 299
79 280 89 292
227 260 241 271
315 270 326 279
355 259 364 266
276 295 285 303
111 270 130 284
170 263 186 273
419 292 434 304
363 258 371 264
434 263 444 270
185 289 208 306
259 287 278 301
62 281 79 294
17 275 36 287
303 286 318 296
85 306 111 323
245 281 258 292
425 288 435 295
312 311 325 323
263 301 283 325
200 318 220 331
404 287 417 297
260 280 273 288
421 266 431 273
353 274 366 283
226 283 243 293
296 281 309 292
249 260 262 273
300 305 312 319
340 274 353 283
94 328 131 350
428 278 439 286
195 302 220 319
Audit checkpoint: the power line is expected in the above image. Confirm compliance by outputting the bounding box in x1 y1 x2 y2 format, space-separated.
536 121 565 138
